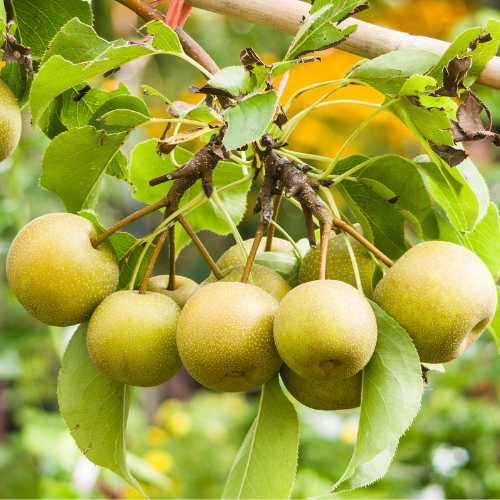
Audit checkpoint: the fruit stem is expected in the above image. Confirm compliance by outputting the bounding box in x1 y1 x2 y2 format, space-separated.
264 181 283 252
241 221 266 284
268 219 302 259
138 229 169 294
167 225 177 291
128 239 154 291
302 205 316 249
319 223 331 280
177 213 224 280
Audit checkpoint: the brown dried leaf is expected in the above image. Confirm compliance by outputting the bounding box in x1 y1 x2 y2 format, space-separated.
240 47 266 72
434 56 471 97
1 32 33 72
469 33 492 51
428 140 468 167
273 105 288 130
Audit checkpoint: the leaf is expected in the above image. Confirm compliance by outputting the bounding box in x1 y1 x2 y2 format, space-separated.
40 127 129 213
463 203 500 280
398 75 437 97
254 252 300 285
129 141 251 255
487 286 500 353
203 66 256 97
106 150 129 181
323 301 423 495
222 374 299 499
455 156 489 222
0 63 33 109
90 95 151 132
58 324 145 497
103 109 151 128
347 49 440 95
433 210 463 245
0 2 6 33
223 91 278 151
30 19 182 124
310 0 369 18
285 5 357 60
10 0 93 58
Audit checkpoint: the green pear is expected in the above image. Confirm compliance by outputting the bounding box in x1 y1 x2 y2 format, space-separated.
197 264 291 302
6 213 119 327
280 363 362 411
373 241 497 364
147 275 198 308
176 282 282 392
0 79 22 162
87 290 182 387
273 280 377 380
299 223 377 298
215 237 295 271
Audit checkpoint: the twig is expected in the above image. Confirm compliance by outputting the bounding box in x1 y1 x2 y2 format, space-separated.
241 221 266 284
319 223 331 280
138 229 169 294
302 205 316 249
167 225 177 291
177 213 224 279
264 181 283 252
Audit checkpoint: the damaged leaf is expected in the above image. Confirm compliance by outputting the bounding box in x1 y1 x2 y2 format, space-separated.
433 56 471 97
1 31 33 72
273 105 288 130
427 141 469 168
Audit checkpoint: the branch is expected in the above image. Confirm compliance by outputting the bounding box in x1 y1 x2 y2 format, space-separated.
184 0 500 91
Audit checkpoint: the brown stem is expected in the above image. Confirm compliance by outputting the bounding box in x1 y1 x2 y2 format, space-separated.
177 213 224 279
332 216 394 268
264 181 283 251
302 204 316 249
91 197 167 248
138 229 169 294
167 225 177 291
114 0 220 76
241 222 266 284
319 223 331 280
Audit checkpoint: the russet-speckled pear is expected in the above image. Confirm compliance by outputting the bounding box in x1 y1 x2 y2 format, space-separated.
215 237 295 271
0 79 22 162
299 224 377 298
373 241 497 364
6 213 119 326
274 280 377 380
87 290 182 387
197 264 291 302
280 364 362 411
176 282 282 392
147 275 198 308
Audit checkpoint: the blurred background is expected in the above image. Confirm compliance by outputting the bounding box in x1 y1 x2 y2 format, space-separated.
1 0 500 498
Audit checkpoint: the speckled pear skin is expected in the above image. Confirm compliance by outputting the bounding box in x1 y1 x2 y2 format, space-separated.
6 213 119 327
0 79 21 162
176 282 282 392
273 280 377 380
147 275 198 308
280 363 362 411
215 237 295 271
197 264 291 302
87 290 182 387
373 241 497 364
299 224 376 299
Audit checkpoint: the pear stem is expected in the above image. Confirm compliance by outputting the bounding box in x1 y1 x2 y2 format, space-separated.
264 181 283 252
167 226 177 291
177 213 224 280
241 222 266 284
302 205 316 249
318 223 331 280
138 229 169 294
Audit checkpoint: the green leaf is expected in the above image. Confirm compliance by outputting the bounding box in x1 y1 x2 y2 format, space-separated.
398 75 437 97
433 210 463 245
106 150 129 181
285 5 357 60
455 157 489 223
325 301 423 495
30 19 182 124
89 95 151 132
223 91 278 151
222 374 299 499
129 141 251 255
40 127 129 213
10 0 93 58
146 20 184 53
347 50 440 95
254 252 300 285
38 98 67 140
310 0 368 15
206 66 256 96
487 286 500 353
58 324 145 497
463 203 500 280
103 109 151 128
355 155 439 240
0 63 33 109
0 1 6 32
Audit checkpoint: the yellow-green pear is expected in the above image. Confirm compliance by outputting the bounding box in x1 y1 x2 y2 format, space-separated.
147 275 198 308
373 241 497 364
176 282 282 392
197 264 291 302
0 79 22 162
6 213 119 326
87 290 182 387
215 237 295 271
280 364 362 411
274 280 377 380
299 223 377 298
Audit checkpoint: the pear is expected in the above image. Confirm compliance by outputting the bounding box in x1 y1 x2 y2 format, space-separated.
176 282 282 392
216 237 295 271
87 290 182 387
273 280 377 380
0 79 22 162
6 213 119 326
373 241 497 364
280 364 362 411
197 264 291 302
147 275 198 308
299 223 377 298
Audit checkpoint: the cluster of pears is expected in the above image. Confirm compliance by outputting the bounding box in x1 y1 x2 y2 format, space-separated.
6 213 498 412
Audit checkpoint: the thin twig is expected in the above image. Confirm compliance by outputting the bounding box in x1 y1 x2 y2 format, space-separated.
264 181 283 252
318 223 331 280
302 205 316 249
241 221 266 284
138 229 169 294
177 213 224 279
167 225 177 291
